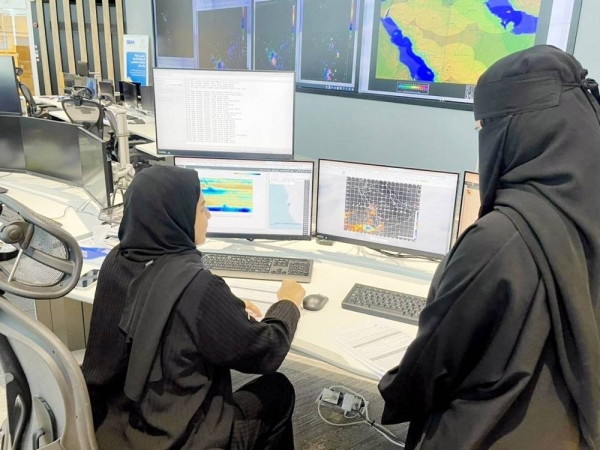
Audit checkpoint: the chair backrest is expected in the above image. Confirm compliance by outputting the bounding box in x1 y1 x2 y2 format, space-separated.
61 99 103 139
19 84 37 117
0 190 97 450
75 61 89 78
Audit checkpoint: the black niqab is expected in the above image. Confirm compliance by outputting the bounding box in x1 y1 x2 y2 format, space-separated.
474 45 600 447
117 165 205 401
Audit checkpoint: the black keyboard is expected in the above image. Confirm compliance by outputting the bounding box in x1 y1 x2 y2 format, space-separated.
202 252 313 283
341 284 427 325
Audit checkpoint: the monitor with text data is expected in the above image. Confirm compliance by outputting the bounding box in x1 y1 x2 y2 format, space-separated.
457 171 480 237
316 159 459 257
175 157 313 239
154 68 295 158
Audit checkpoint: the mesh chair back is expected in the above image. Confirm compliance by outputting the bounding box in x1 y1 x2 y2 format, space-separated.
61 99 103 139
19 84 37 117
0 190 97 449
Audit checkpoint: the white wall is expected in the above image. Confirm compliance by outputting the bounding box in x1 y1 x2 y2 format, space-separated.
124 0 596 175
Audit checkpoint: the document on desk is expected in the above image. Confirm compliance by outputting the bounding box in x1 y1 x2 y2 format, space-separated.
331 323 412 379
226 279 279 320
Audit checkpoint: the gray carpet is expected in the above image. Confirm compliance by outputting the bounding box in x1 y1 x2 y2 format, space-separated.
232 355 409 450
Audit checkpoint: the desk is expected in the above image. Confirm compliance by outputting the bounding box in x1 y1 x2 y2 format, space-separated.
40 97 158 142
69 239 432 379
6 176 435 380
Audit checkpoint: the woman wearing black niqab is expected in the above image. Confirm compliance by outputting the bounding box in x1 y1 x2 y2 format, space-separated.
378 45 600 449
82 165 305 449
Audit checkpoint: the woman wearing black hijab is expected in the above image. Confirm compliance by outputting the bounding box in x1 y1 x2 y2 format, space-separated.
82 165 306 449
378 46 600 449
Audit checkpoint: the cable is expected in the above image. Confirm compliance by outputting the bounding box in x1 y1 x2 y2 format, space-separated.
370 247 440 262
46 205 72 220
317 385 405 447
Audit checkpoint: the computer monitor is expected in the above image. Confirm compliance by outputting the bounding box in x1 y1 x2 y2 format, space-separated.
154 69 295 159
316 159 459 257
21 118 83 184
457 171 480 237
119 81 139 108
140 85 155 113
0 56 22 115
99 80 115 97
79 129 111 208
0 115 25 171
175 157 313 240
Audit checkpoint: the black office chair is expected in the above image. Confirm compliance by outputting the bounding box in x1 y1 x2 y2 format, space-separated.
0 189 98 450
71 87 93 100
61 97 104 139
19 83 54 119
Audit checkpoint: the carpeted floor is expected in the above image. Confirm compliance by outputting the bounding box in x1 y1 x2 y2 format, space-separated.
0 353 408 449
232 354 409 450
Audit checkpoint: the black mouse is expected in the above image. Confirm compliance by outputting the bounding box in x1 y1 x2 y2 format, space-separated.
302 294 329 311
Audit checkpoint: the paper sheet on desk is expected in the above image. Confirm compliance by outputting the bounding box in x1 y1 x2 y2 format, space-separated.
226 279 280 320
331 323 412 379
78 237 118 268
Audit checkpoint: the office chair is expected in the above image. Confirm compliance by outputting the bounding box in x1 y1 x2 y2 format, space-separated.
71 87 93 100
19 84 53 119
61 97 104 139
0 189 98 450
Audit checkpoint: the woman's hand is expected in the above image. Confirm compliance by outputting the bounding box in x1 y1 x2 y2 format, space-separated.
244 300 263 319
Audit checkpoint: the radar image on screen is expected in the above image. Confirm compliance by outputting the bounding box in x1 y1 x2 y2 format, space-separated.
155 0 194 58
300 0 357 83
254 0 297 71
376 0 541 85
344 177 422 241
197 7 249 70
201 178 253 213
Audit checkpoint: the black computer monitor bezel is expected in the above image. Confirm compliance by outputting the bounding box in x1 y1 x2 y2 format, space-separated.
0 56 22 116
175 156 313 241
16 118 111 209
0 114 26 173
153 68 296 160
315 158 460 258
457 170 480 237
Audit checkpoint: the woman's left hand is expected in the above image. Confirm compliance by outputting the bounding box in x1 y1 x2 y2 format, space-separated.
244 300 263 319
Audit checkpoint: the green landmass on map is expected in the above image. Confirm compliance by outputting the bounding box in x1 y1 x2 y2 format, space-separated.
376 0 542 85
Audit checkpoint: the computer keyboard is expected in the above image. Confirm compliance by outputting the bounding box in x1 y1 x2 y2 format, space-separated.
341 284 427 325
202 252 313 283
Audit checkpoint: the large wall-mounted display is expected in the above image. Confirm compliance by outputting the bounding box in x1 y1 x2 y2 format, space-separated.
153 0 581 106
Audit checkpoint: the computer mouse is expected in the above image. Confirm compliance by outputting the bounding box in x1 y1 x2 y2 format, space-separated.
302 294 329 311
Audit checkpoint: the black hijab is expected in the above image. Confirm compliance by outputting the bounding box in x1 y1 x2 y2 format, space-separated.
117 165 205 401
474 45 600 447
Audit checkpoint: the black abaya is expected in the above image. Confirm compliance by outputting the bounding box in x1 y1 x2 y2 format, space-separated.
379 46 600 449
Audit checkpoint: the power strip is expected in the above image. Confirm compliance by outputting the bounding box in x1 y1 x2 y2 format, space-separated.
316 388 368 414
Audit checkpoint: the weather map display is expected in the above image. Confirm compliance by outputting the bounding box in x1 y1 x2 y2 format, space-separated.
197 0 251 70
153 0 581 106
359 0 580 102
175 158 314 239
317 160 459 256
254 0 297 71
344 177 422 241
297 0 360 91
201 179 254 213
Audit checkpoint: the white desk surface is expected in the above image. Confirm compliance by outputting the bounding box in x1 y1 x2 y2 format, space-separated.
8 176 436 380
0 172 100 240
135 142 159 156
